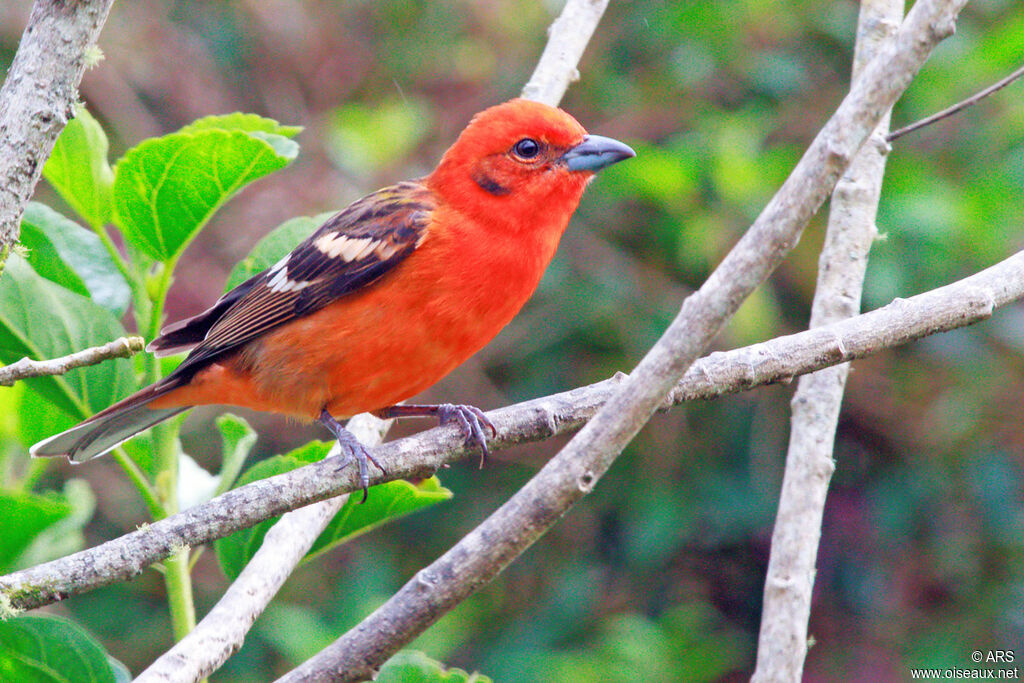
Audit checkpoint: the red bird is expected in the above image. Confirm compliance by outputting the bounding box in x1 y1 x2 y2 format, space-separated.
31 99 635 497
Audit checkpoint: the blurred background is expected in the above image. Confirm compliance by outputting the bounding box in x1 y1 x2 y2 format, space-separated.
3 0 1024 680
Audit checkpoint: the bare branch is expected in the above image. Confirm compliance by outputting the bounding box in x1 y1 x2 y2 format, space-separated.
1 243 1017 617
0 0 115 259
887 62 1024 142
521 0 610 106
134 415 391 683
753 1 903 680
132 4 617 679
272 2 969 678
0 336 145 386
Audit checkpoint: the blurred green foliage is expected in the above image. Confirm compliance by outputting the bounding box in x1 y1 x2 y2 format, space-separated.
2 0 1024 680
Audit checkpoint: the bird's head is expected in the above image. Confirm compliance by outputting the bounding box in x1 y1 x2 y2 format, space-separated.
427 99 634 233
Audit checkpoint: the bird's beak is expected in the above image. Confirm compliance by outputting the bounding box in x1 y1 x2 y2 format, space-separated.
561 134 636 172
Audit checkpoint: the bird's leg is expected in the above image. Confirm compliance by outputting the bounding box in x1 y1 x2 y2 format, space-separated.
375 403 497 468
318 408 387 503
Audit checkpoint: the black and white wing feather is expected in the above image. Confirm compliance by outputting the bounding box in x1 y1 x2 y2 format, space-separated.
148 180 435 383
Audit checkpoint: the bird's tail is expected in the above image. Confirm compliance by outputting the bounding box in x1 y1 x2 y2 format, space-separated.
30 382 188 463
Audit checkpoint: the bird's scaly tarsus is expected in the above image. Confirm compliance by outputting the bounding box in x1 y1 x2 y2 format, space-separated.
318 408 387 503
376 403 497 468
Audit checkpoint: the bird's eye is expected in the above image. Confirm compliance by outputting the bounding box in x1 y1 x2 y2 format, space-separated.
512 138 541 160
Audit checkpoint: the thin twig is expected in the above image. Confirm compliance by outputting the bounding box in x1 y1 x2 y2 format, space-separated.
0 336 145 386
0 0 116 262
134 415 391 683
521 0 610 106
0 243 1015 616
753 1 902 680
887 62 1024 142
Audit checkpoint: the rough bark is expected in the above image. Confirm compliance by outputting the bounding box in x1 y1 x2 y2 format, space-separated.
0 0 115 263
752 1 904 680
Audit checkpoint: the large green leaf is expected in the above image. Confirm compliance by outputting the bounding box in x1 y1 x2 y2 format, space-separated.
112 124 299 262
378 651 492 683
19 203 130 316
8 480 95 572
214 441 451 580
178 112 303 138
0 615 117 683
0 490 72 573
223 212 333 291
42 104 114 230
15 386 79 452
306 475 451 562
214 413 258 495
213 441 327 580
0 255 136 422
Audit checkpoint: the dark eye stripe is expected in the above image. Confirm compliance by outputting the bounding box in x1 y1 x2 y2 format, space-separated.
472 170 511 196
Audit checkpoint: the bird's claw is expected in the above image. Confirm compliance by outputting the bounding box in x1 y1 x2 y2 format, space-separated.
374 402 497 468
436 403 497 468
319 409 386 503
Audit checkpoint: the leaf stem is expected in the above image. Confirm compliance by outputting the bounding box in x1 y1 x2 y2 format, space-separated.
92 223 138 291
144 258 176 360
164 547 197 641
143 254 198 641
111 448 164 519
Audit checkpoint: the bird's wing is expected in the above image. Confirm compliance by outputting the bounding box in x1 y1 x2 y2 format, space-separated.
152 180 435 382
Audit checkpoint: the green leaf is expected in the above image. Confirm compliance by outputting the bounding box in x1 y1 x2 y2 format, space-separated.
0 490 72 573
15 387 78 452
0 255 136 423
223 213 333 291
214 414 258 495
378 650 492 683
0 372 24 442
8 480 95 572
213 441 451 580
112 126 299 262
0 615 117 683
19 203 130 315
42 104 114 229
178 112 303 138
306 475 451 561
214 441 329 580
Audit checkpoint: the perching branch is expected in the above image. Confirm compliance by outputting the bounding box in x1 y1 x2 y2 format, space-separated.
0 0 115 263
0 0 975 624
275 1 970 678
753 1 902 681
1 243 1017 616
133 414 391 683
0 336 145 386
887 62 1024 142
129 3 614 680
521 0 610 106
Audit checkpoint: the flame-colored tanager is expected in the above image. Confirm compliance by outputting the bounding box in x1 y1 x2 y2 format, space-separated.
32 99 635 496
